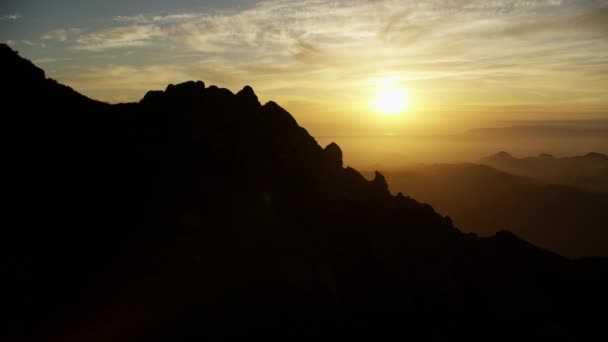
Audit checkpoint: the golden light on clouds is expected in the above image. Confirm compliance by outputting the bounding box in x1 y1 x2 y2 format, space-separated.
5 0 607 134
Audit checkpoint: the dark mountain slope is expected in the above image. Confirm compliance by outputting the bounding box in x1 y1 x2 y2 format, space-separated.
1 44 607 340
378 163 608 258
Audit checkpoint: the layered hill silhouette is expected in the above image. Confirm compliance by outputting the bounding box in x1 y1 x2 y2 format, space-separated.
2 44 608 340
480 151 608 192
377 164 608 258
466 125 608 139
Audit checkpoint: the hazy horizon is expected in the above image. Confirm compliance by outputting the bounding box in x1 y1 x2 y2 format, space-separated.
316 116 608 170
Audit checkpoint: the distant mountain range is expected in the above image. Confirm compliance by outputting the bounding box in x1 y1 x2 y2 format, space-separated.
379 163 608 258
465 125 608 138
459 125 608 161
2 43 608 340
498 119 608 130
480 151 608 192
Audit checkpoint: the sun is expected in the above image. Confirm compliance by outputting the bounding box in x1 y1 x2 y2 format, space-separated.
373 85 410 115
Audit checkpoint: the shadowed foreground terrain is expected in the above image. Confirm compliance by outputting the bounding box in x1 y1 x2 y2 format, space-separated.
378 164 608 258
2 44 607 340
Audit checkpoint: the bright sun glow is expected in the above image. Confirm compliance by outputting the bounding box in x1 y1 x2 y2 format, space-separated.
372 80 410 115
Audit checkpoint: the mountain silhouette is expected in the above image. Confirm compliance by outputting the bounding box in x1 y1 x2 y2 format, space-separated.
480 151 608 192
484 150 516 161
465 125 608 138
581 152 608 160
2 44 607 340
377 163 608 258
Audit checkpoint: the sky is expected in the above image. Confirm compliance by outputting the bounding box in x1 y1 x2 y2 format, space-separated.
1 0 608 137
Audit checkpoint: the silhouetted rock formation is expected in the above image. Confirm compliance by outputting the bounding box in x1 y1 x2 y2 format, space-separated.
323 142 343 168
236 85 261 108
371 170 390 195
2 44 607 340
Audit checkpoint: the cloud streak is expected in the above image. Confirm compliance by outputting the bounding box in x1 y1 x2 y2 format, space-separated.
41 28 81 42
64 0 608 60
0 13 21 21
113 13 198 24
73 25 164 51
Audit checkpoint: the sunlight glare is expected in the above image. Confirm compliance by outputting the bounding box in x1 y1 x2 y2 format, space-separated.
372 78 410 115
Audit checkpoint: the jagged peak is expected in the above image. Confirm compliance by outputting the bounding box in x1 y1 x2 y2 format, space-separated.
237 85 260 108
141 81 258 105
237 85 256 98
165 80 205 94
372 170 389 195
323 142 343 168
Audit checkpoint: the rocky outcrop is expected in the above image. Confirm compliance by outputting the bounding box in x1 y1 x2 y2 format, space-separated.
323 142 343 169
372 170 390 196
236 85 261 108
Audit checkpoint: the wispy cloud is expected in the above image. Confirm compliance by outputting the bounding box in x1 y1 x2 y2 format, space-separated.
11 40 47 48
73 25 164 51
41 28 81 42
114 13 198 24
33 57 64 64
0 13 21 21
